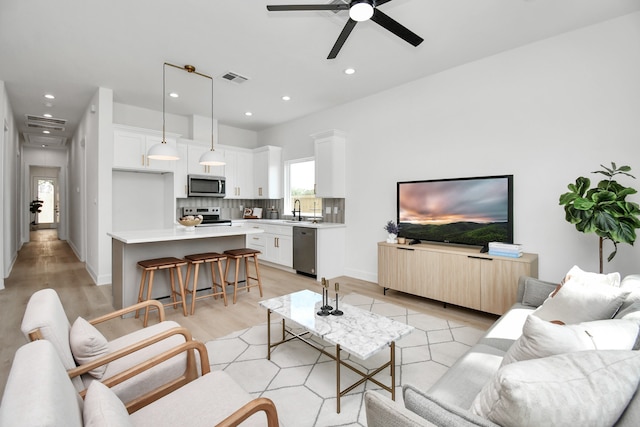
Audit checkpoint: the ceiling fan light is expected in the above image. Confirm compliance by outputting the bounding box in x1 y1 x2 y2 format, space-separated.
199 149 226 166
147 141 180 160
349 0 374 22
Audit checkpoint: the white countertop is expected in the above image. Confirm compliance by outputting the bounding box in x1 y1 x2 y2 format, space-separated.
233 219 346 229
108 225 264 244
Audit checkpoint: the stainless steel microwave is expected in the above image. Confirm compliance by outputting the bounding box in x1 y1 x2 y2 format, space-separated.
187 175 226 197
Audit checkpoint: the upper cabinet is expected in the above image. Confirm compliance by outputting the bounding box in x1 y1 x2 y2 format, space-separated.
225 147 254 199
185 140 225 177
312 130 346 198
253 146 283 199
113 125 179 173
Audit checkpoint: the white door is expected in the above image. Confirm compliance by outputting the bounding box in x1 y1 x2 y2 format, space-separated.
33 177 58 229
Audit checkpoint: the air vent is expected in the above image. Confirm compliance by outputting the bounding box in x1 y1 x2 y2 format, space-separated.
25 115 67 126
221 71 249 84
25 114 67 131
27 122 66 131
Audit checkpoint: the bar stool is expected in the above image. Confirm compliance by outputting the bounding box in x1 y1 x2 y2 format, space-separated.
183 252 228 315
135 257 188 327
223 248 264 304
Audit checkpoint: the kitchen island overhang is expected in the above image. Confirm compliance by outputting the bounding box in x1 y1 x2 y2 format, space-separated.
108 226 265 310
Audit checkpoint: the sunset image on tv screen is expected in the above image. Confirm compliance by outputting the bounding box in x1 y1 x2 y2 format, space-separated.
398 176 512 245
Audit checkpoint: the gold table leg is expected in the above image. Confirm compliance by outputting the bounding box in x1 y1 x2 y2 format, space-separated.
336 344 341 413
267 309 271 360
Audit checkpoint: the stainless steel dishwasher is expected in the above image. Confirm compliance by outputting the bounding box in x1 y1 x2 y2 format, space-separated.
293 226 317 278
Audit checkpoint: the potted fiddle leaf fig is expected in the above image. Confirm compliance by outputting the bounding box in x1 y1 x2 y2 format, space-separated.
559 162 640 273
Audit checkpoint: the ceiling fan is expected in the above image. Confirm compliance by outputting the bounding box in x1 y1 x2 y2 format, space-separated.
266 0 423 59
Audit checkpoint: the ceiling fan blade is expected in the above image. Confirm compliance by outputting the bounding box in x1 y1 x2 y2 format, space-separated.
267 4 348 12
370 9 423 47
375 0 394 6
327 18 358 59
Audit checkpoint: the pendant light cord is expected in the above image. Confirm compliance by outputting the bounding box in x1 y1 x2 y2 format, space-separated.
162 62 167 144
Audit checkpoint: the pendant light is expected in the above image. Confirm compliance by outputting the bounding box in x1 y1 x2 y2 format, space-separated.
147 62 180 160
147 63 224 165
198 66 225 166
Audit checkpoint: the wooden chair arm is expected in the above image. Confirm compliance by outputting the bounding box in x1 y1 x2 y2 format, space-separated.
215 397 280 427
89 300 165 325
94 340 210 413
67 326 194 379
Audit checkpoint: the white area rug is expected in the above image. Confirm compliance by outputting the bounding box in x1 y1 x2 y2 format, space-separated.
206 294 485 427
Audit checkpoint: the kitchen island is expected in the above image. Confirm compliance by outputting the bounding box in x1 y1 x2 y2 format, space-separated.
108 225 264 310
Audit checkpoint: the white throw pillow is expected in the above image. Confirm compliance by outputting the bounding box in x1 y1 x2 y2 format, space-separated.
83 381 133 427
502 315 639 366
471 350 640 427
69 317 109 379
533 279 629 324
563 265 621 287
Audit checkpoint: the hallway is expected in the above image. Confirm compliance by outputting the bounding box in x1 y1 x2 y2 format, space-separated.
0 230 114 395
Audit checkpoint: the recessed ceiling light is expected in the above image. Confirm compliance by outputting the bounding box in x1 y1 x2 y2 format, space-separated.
44 94 55 99
344 68 356 75
43 113 53 118
245 111 253 117
169 92 179 98
42 130 50 134
282 95 291 101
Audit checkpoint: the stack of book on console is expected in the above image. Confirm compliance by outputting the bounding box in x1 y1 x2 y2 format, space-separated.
488 242 523 258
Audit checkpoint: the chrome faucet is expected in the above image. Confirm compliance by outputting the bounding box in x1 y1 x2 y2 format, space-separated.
293 199 301 221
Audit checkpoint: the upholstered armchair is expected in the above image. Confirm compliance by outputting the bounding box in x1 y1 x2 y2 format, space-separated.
20 288 200 411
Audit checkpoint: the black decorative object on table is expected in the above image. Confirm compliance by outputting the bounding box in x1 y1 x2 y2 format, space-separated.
321 278 333 311
331 282 343 316
317 277 331 316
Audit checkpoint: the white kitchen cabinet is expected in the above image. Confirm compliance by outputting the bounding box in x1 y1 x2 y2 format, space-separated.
245 223 293 268
312 129 346 198
113 125 178 172
316 226 345 280
266 226 293 268
225 148 254 199
185 140 225 176
253 146 283 199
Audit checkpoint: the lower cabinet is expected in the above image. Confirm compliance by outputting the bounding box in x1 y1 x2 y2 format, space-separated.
378 242 538 315
246 224 293 268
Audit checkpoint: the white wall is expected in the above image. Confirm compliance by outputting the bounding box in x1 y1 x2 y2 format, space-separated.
259 12 640 282
68 88 113 285
219 124 258 149
1 80 20 288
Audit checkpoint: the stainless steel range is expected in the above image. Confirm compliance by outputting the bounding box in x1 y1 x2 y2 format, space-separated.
181 207 231 227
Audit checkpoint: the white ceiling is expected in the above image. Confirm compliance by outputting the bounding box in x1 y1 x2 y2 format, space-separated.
1 0 639 148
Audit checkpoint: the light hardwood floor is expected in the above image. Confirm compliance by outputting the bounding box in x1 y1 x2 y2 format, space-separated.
0 229 497 398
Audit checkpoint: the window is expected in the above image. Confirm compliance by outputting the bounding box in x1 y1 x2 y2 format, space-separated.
285 158 322 218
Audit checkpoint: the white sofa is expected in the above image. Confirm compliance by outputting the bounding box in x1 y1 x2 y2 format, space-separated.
365 273 640 427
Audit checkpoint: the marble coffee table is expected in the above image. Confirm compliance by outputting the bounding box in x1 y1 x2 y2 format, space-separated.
259 289 414 413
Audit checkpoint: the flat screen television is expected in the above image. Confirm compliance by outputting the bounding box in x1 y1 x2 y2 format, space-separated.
397 175 513 249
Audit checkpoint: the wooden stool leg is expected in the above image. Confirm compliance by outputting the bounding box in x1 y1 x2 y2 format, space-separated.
168 267 178 309
231 257 240 304
143 269 155 327
244 256 251 294
190 263 200 315
208 261 218 300
252 254 263 297
215 259 228 306
175 264 188 317
135 269 148 320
